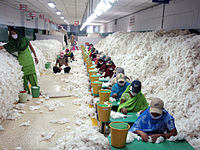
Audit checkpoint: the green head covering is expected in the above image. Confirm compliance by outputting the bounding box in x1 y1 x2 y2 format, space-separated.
3 28 30 56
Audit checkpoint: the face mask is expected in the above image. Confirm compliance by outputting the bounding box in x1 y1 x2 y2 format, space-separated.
150 113 162 120
109 68 113 71
118 82 125 86
60 56 64 59
130 91 137 96
99 62 103 65
12 34 18 39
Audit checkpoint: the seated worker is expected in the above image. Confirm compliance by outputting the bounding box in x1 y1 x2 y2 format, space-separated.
129 98 177 142
110 73 130 100
96 56 105 69
110 67 131 87
65 48 75 61
117 80 148 114
103 60 116 78
99 56 111 73
53 52 71 74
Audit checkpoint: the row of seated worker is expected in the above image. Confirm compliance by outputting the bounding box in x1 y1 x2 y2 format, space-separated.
111 72 178 142
53 48 76 74
88 50 178 142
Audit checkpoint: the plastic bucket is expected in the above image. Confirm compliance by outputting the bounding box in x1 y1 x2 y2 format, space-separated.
45 62 51 69
99 90 111 103
31 86 40 98
110 122 130 148
92 81 102 95
90 75 101 83
18 91 28 103
97 102 112 122
89 70 98 76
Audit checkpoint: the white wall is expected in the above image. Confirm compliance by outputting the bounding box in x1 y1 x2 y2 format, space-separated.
0 3 58 30
102 0 200 32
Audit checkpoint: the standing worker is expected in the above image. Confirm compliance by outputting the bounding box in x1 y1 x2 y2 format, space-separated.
64 34 68 46
0 27 38 94
70 34 75 46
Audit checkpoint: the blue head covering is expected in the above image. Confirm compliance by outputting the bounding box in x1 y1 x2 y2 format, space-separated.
131 80 141 93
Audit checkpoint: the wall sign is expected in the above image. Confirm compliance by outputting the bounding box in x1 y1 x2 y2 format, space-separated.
152 0 170 4
74 21 79 26
129 16 135 26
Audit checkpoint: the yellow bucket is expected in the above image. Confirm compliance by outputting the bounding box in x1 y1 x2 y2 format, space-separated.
110 122 130 148
99 89 111 103
97 102 112 122
92 81 102 95
89 70 98 76
90 75 101 83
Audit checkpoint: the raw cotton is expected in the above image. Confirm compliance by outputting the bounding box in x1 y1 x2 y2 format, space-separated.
40 129 56 142
110 111 126 119
96 30 200 149
44 101 64 111
49 118 69 124
29 106 41 111
19 121 31 127
0 51 23 123
51 123 109 150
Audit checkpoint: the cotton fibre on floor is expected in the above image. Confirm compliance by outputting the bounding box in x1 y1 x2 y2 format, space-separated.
96 30 200 149
0 40 62 123
0 43 110 149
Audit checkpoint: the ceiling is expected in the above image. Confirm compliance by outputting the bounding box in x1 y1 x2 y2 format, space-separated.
0 0 88 25
94 0 159 23
0 0 160 25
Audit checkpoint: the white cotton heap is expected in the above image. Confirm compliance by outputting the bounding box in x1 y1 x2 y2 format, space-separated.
51 124 110 150
95 30 200 149
19 121 31 127
126 132 141 143
167 132 185 141
40 129 56 142
30 40 62 77
0 51 23 123
49 118 69 124
109 97 116 102
155 136 165 144
13 104 25 110
110 111 126 119
29 106 41 111
7 109 21 120
76 105 96 119
44 101 64 111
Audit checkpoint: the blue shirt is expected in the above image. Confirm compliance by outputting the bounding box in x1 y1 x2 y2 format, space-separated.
129 107 176 134
110 81 130 99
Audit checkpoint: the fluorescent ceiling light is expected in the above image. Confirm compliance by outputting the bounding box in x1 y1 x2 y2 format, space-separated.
56 10 61 15
48 1 56 8
60 16 64 19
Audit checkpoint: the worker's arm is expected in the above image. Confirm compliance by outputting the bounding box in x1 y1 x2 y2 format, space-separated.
134 130 149 142
0 46 4 50
29 43 38 64
150 128 177 142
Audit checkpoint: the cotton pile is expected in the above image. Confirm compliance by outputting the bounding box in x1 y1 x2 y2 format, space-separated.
0 40 62 124
96 30 200 149
51 123 109 150
0 51 23 123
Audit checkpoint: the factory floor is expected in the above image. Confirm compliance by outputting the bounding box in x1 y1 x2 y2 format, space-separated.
0 71 81 149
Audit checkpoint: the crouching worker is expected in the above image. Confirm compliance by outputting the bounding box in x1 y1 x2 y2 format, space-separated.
129 98 177 142
110 73 130 100
65 48 75 61
53 52 71 74
117 80 148 114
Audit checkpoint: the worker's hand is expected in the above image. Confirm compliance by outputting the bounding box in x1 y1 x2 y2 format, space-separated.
34 57 38 64
59 67 62 70
150 134 162 143
140 131 149 142
112 93 118 98
121 108 127 115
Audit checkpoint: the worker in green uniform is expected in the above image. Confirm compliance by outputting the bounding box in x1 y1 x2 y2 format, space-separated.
0 27 38 94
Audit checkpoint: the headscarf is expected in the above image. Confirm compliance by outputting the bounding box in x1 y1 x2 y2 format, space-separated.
3 28 29 55
129 107 176 134
117 85 148 112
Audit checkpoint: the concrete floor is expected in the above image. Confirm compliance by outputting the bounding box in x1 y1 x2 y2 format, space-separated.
0 71 80 149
